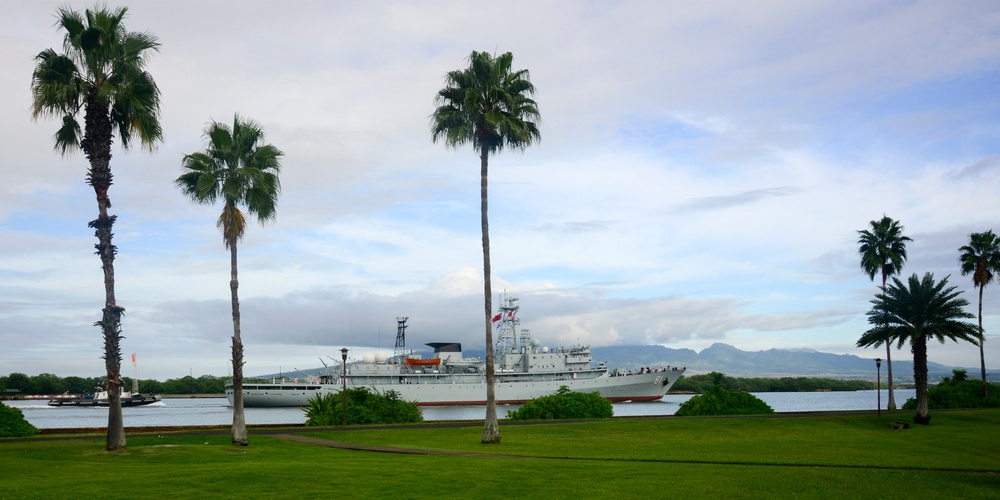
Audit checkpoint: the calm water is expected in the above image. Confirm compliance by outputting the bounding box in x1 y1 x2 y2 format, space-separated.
6 389 916 430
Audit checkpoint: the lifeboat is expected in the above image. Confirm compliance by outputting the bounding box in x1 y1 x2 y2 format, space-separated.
405 358 441 367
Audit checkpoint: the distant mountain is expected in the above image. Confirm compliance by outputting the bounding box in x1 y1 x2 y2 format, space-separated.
260 343 976 383
588 343 957 382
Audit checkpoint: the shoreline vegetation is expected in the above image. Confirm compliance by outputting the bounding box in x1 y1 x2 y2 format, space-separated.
2 410 998 497
2 372 891 399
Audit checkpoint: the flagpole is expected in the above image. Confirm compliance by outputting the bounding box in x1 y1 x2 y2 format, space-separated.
132 353 138 394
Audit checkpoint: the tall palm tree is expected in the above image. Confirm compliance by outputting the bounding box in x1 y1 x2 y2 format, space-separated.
431 51 540 444
857 215 912 411
959 230 1000 397
30 5 161 452
858 273 978 424
175 115 282 446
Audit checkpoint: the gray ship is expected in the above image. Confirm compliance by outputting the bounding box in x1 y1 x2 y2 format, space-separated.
227 297 685 407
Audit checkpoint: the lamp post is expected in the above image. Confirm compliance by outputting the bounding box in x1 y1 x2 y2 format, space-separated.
875 357 882 417
341 348 349 426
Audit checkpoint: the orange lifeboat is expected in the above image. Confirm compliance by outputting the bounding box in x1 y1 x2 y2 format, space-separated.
405 358 441 367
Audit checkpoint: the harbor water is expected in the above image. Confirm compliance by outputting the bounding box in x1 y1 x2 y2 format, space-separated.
6 389 916 430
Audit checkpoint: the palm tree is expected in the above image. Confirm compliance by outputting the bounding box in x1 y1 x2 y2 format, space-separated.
431 51 540 444
30 5 161 451
858 273 978 424
175 115 282 446
857 215 912 411
959 230 1000 397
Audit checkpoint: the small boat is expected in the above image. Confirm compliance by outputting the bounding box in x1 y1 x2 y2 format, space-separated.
47 387 161 408
404 357 441 366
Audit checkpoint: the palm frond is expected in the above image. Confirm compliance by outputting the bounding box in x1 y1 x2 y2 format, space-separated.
861 273 979 349
178 114 283 245
959 230 1000 289
34 5 162 155
857 215 912 283
430 50 540 155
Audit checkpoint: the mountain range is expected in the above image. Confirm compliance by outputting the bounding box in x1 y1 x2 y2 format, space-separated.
588 343 951 381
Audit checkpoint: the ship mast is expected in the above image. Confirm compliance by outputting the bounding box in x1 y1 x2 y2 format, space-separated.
495 296 520 355
393 316 409 362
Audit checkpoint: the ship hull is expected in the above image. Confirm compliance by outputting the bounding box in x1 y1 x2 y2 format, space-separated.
226 368 684 407
47 394 162 407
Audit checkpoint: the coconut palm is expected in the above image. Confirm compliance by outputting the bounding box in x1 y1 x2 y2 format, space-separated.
431 51 540 444
175 115 282 446
959 230 1000 397
30 5 161 451
857 215 912 411
858 273 978 424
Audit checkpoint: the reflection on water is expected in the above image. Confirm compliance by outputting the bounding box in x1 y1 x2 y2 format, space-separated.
5 389 916 429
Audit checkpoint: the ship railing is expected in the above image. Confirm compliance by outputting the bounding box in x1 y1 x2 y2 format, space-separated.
608 366 682 377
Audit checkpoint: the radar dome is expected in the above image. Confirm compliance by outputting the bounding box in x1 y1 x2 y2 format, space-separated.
542 346 550 353
362 352 376 363
531 339 541 347
374 351 388 363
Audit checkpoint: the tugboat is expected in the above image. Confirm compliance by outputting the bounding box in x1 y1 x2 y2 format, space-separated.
48 377 162 408
48 388 162 407
228 296 686 407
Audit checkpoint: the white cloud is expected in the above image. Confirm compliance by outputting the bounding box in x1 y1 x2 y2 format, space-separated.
3 0 1000 380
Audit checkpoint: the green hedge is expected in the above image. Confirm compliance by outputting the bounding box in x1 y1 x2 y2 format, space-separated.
303 388 423 426
507 386 613 420
902 369 1000 410
0 401 39 438
675 373 775 416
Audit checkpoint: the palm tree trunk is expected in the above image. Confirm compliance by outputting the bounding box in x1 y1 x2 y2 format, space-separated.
978 285 988 398
980 339 988 398
479 144 499 445
884 343 896 410
82 93 126 451
882 275 896 411
229 240 248 446
912 335 930 425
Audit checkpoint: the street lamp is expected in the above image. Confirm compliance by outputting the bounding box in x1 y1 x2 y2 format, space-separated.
341 348 349 426
875 358 882 417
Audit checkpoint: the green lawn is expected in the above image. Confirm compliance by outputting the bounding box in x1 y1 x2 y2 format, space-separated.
2 410 998 499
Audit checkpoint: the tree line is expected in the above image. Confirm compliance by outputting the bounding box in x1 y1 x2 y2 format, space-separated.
670 373 875 394
0 373 226 397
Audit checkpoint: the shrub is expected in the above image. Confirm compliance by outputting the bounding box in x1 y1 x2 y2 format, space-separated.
507 386 613 421
0 401 40 438
303 388 422 426
902 369 1000 410
675 383 774 417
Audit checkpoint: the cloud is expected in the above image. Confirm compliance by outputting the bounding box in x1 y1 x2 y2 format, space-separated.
4 1 1000 380
953 156 1000 180
671 186 803 213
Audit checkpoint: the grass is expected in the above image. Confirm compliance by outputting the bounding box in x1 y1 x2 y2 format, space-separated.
1 410 998 499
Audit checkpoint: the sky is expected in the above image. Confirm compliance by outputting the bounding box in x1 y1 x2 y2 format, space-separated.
3 0 1000 381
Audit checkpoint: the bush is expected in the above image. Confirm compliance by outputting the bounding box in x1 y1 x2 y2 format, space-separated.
0 401 40 438
675 375 775 417
902 369 1000 410
303 388 422 426
507 386 613 421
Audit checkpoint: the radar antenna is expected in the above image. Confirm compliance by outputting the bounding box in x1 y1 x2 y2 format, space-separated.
393 316 409 361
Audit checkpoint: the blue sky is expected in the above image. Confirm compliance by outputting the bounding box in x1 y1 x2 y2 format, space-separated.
2 0 1000 380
